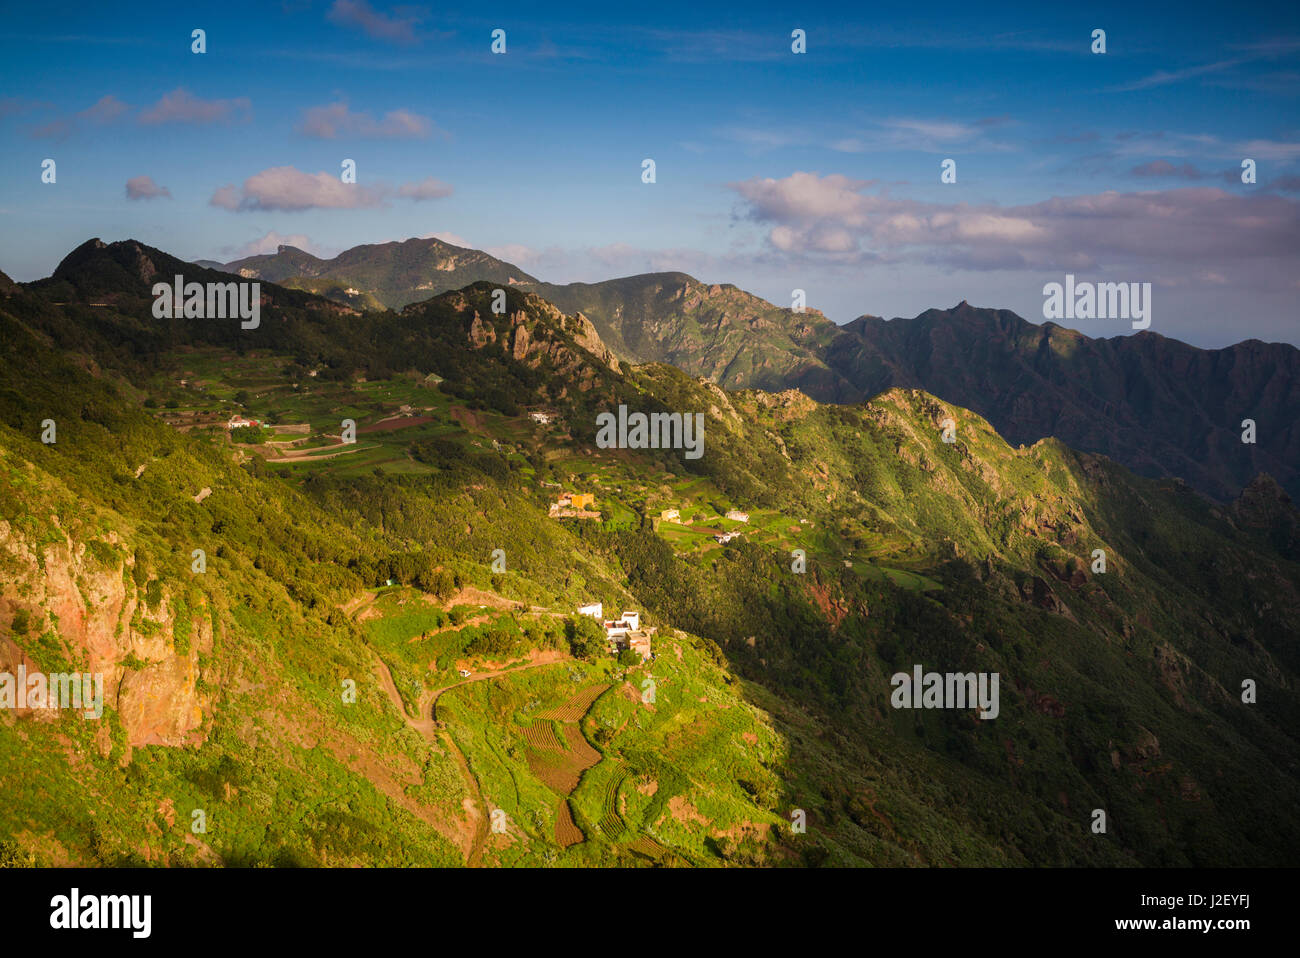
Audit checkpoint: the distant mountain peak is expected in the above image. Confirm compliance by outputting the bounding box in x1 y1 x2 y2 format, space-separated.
215 235 538 310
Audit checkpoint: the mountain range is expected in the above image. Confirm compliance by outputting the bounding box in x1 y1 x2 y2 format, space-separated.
213 238 1300 502
1 237 1296 868
210 236 538 313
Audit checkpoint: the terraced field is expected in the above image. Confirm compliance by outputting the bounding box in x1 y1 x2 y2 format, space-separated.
554 800 584 848
596 767 630 840
520 720 564 751
518 684 611 848
536 684 609 721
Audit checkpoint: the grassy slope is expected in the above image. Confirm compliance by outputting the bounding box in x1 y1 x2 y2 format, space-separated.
1 270 1297 867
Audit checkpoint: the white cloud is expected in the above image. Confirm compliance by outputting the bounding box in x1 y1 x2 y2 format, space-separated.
78 95 128 124
125 175 171 200
298 101 438 139
728 171 1300 292
327 0 421 46
210 166 451 211
139 88 250 125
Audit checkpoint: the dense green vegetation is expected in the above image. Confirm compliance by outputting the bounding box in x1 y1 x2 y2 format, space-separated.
0 241 1297 867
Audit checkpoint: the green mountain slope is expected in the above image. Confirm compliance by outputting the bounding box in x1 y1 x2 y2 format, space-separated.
825 303 1300 501
202 235 1299 501
1 242 1297 867
523 272 851 397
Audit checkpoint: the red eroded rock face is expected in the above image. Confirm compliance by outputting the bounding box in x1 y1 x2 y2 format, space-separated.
0 520 210 749
118 655 206 747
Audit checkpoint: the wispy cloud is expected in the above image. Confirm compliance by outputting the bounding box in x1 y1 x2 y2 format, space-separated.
210 165 452 212
396 176 453 201
125 175 171 200
297 101 440 139
1109 38 1300 93
27 94 129 139
326 0 424 46
139 88 250 126
831 117 1015 154
1110 58 1247 93
1130 160 1236 182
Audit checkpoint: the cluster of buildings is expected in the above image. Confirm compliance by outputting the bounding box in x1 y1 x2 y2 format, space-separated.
658 506 750 526
226 416 261 430
549 491 599 519
529 411 556 425
578 603 654 661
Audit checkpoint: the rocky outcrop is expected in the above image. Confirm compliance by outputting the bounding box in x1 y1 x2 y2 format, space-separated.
0 520 210 749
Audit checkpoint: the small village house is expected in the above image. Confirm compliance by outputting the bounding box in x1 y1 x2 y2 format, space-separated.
549 491 599 519
626 632 653 661
602 610 653 659
603 610 640 641
725 509 749 523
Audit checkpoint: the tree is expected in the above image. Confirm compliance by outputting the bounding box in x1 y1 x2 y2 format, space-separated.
566 615 607 661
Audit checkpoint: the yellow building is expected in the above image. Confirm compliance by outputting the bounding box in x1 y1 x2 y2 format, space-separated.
570 493 595 509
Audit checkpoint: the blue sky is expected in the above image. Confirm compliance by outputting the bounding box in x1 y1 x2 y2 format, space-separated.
2 0 1297 346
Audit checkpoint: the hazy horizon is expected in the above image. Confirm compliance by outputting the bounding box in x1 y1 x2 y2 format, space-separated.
2 0 1297 348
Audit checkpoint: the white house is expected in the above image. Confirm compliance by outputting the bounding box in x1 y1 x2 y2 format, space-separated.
600 610 653 658
530 411 553 425
725 509 750 523
714 532 740 544
227 416 259 430
602 610 641 643
578 602 603 620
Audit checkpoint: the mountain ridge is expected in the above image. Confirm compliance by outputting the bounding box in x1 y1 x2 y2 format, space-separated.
217 236 538 311
12 236 1299 501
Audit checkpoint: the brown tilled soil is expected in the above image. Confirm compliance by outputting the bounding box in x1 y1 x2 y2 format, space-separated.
521 721 564 750
536 683 609 722
554 800 584 848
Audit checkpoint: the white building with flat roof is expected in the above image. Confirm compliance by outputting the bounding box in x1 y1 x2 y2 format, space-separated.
602 610 641 645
